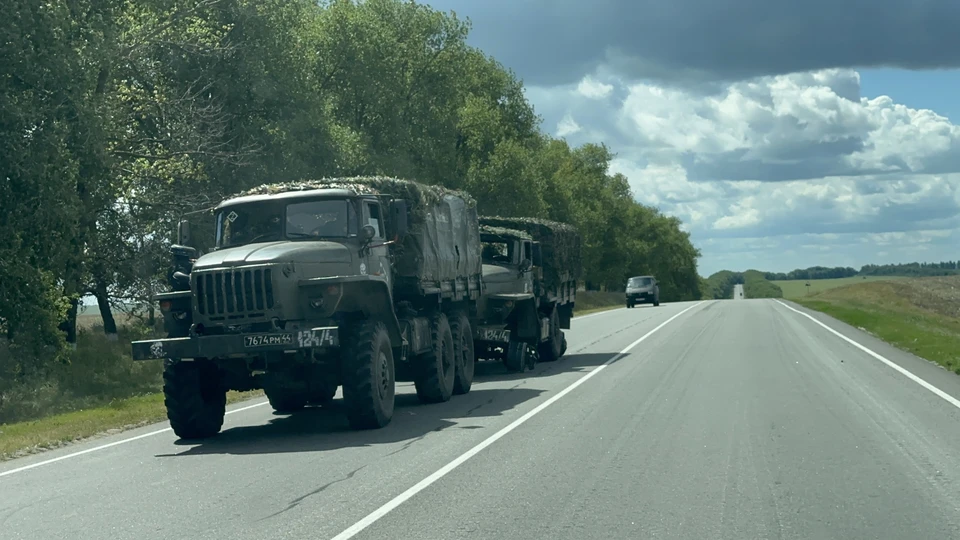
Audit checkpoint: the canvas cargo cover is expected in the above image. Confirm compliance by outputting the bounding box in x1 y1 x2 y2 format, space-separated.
479 216 582 286
236 176 481 286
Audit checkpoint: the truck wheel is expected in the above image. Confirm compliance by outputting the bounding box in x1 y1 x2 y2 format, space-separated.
503 341 527 373
538 307 563 363
451 312 475 395
265 388 308 413
342 320 395 429
163 359 226 440
415 312 456 403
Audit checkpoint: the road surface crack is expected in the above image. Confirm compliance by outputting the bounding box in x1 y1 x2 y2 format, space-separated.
383 432 429 457
258 464 368 521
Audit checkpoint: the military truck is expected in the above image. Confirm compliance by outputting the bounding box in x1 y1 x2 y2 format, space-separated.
473 217 581 372
131 177 482 439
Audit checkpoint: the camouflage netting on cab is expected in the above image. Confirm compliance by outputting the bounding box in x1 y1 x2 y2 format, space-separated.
235 176 477 226
479 216 582 286
479 224 532 241
235 176 481 287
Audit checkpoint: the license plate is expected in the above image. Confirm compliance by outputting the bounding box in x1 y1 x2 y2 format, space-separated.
482 329 510 342
244 333 294 347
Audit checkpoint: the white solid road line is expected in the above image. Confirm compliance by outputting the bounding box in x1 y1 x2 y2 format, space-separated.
0 400 270 479
329 301 704 540
0 305 632 479
776 300 960 411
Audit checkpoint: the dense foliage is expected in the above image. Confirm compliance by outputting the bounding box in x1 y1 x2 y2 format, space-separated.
761 261 960 282
0 0 702 368
859 261 960 277
702 271 742 300
742 270 783 299
764 266 858 281
702 269 782 299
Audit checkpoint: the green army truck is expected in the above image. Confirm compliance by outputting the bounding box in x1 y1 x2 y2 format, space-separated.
132 177 482 439
473 217 581 372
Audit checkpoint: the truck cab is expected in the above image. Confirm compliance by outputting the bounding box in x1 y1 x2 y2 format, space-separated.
158 188 404 343
478 228 541 301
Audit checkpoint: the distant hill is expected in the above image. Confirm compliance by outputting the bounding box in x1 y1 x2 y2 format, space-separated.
702 270 782 299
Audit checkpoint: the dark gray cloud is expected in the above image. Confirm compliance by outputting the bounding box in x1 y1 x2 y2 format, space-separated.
427 0 960 86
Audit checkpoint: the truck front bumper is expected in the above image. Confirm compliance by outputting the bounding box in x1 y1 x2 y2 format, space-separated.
131 326 339 361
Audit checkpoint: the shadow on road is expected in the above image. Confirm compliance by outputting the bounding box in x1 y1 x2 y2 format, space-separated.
156 386 544 459
156 352 620 459
473 352 620 382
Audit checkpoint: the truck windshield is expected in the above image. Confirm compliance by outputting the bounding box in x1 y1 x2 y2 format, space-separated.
481 237 516 264
216 199 357 248
628 277 653 287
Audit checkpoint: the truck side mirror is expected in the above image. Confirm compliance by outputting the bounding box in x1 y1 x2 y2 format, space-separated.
177 219 191 246
360 224 376 242
531 243 542 267
519 259 533 273
391 199 408 237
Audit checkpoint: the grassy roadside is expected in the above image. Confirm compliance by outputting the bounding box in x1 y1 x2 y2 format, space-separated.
0 391 263 461
572 290 624 315
1 291 626 462
773 275 908 299
792 277 960 375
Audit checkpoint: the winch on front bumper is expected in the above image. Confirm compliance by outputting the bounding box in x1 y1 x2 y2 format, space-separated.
131 326 339 361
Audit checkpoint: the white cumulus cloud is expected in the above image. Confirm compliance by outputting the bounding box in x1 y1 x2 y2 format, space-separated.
527 68 960 273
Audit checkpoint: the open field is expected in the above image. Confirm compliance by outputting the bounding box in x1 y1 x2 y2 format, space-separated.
773 275 909 299
793 276 960 375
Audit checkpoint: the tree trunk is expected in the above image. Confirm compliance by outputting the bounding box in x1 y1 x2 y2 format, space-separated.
60 297 80 349
94 280 118 340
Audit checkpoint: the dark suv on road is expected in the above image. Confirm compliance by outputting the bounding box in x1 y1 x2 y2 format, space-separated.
626 275 660 308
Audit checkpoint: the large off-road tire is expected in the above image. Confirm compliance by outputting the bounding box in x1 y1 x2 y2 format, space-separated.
414 312 456 403
341 320 395 429
265 388 308 413
451 311 475 395
163 359 227 440
503 340 527 373
538 307 564 363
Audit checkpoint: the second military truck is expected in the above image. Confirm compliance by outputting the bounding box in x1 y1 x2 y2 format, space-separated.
131 177 482 439
473 216 581 372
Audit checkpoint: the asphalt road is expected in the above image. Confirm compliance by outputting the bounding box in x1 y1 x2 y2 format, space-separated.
3 300 960 540
734 283 745 299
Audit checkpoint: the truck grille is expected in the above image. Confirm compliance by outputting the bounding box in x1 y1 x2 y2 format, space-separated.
194 268 275 320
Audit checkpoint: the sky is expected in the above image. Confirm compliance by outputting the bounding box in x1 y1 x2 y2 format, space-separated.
425 0 960 276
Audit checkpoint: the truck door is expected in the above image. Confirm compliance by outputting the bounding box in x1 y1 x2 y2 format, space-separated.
363 200 392 290
521 240 535 296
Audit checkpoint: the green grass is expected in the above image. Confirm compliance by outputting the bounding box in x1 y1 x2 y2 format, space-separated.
573 290 624 315
0 390 263 461
793 276 960 375
774 276 908 299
